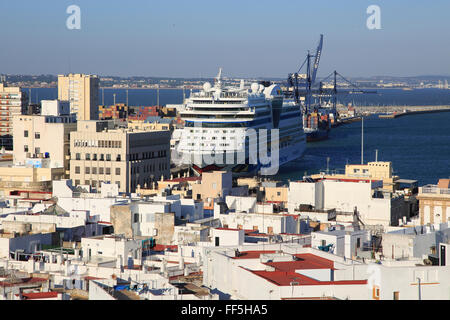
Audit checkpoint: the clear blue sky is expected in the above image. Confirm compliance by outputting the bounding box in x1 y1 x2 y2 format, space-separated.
1 0 449 78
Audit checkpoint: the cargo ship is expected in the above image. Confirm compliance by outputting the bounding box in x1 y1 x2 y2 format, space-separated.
303 103 335 142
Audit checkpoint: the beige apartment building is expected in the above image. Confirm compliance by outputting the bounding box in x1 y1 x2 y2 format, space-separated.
417 179 450 225
58 73 99 121
0 166 64 196
12 113 77 175
311 161 398 192
0 82 28 149
70 120 171 194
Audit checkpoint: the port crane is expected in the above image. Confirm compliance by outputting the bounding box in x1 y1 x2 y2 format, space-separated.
286 34 376 115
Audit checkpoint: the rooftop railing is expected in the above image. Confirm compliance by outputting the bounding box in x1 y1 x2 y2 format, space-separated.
421 185 450 195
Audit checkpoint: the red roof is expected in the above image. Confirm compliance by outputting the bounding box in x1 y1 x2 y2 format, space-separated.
152 244 178 252
264 253 335 272
250 270 367 287
166 176 202 183
0 277 48 288
320 177 382 184
84 276 105 281
232 250 277 260
22 291 58 300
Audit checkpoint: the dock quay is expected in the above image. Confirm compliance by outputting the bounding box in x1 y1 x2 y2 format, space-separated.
340 105 450 118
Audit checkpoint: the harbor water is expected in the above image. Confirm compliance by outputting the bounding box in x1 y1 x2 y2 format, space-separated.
26 87 450 186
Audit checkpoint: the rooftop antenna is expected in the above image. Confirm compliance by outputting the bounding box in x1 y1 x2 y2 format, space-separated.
102 88 104 105
126 89 129 106
361 116 364 165
113 93 116 106
375 149 378 162
157 83 160 106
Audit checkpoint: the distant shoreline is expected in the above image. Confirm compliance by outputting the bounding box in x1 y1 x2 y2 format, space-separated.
24 86 195 90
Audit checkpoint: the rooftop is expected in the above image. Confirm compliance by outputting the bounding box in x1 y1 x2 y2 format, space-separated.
264 254 335 272
250 269 367 287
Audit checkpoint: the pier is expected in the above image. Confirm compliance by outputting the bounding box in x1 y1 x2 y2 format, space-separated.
341 105 450 118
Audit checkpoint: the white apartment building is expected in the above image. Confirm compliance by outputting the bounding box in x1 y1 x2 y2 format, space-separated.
288 179 408 226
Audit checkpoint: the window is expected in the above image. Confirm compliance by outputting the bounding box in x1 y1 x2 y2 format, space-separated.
24 130 28 137
35 132 40 139
393 292 399 300
85 180 90 185
76 153 81 160
24 145 29 152
75 179 80 185
99 167 104 174
215 237 220 247
116 181 120 189
35 147 40 154
93 154 97 161
321 240 326 247
85 167 90 174
100 154 104 161
357 238 361 249
106 168 111 175
85 153 91 160
116 155 121 161
75 166 80 174
115 168 120 175
134 213 139 223
277 192 281 196
92 167 97 174
106 154 111 161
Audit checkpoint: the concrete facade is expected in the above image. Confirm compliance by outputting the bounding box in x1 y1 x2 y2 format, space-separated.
70 120 171 193
58 74 99 121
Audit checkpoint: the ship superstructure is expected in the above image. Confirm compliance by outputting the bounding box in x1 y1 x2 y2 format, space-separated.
174 69 306 176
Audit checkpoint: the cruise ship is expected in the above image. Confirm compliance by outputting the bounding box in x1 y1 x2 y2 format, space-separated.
173 69 306 176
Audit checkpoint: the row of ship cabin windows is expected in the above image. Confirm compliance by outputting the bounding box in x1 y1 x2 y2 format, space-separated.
189 130 236 134
188 136 235 140
187 143 231 147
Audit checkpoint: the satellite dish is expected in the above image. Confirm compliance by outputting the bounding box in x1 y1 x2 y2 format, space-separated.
203 82 212 92
251 83 259 93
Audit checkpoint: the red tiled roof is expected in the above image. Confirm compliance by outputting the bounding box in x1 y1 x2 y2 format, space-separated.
22 292 58 300
0 277 48 288
152 244 178 252
232 250 277 260
83 276 105 281
264 253 335 272
251 270 367 287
